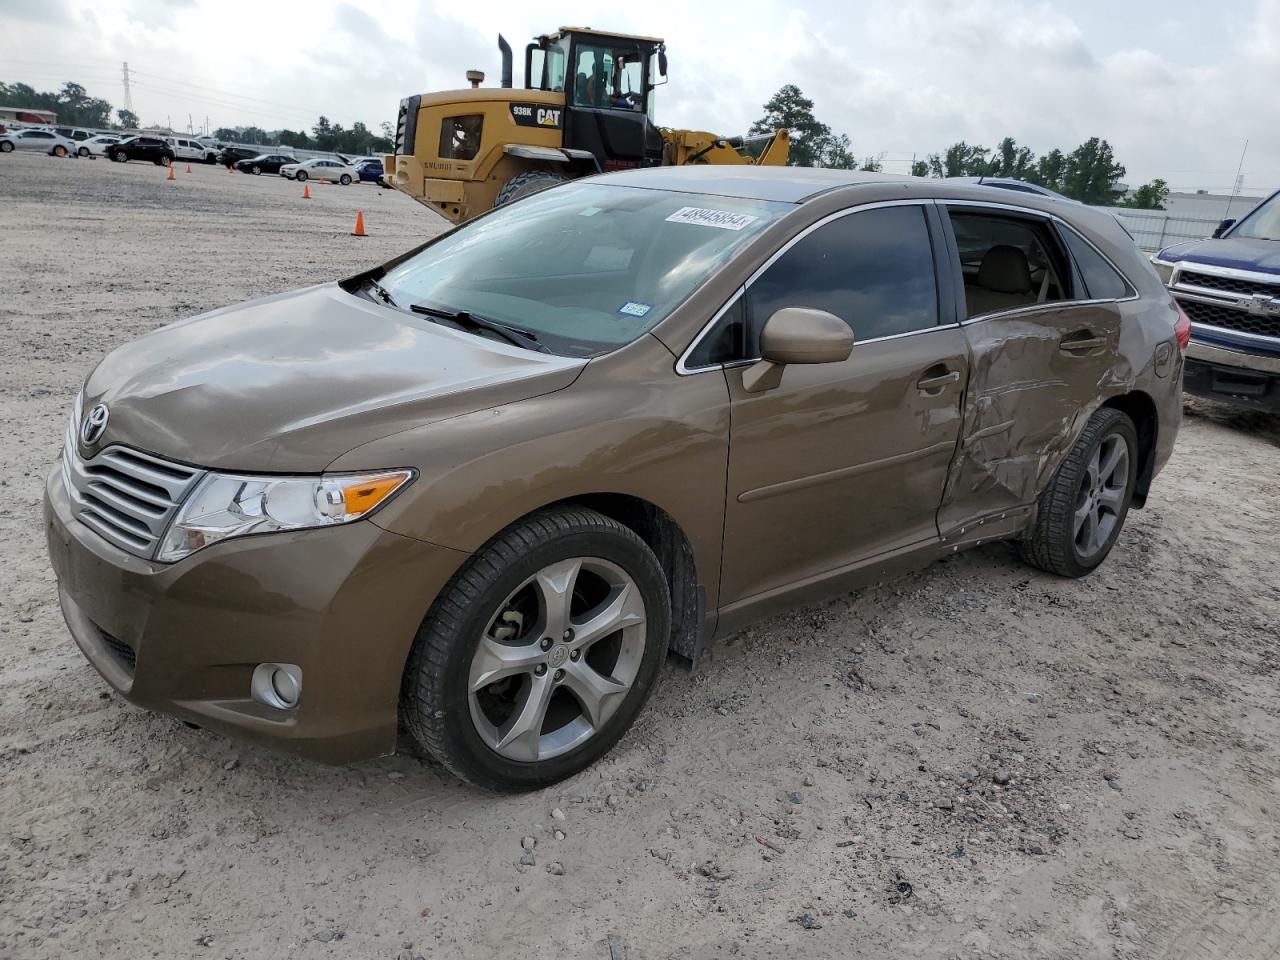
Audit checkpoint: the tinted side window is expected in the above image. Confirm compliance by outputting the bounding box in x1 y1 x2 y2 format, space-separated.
1059 227 1132 300
686 296 746 368
948 211 1071 319
747 205 939 348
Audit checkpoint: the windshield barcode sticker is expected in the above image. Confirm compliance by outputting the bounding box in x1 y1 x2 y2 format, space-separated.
665 207 759 231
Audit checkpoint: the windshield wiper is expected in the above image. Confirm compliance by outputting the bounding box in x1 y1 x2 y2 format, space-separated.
409 302 550 354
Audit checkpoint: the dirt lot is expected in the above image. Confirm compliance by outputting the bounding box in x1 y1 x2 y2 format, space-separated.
2 150 1279 960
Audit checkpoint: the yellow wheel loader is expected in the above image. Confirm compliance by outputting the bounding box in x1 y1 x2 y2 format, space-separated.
383 27 789 224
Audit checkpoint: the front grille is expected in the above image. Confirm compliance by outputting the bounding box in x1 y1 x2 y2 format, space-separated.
97 628 136 674
1179 270 1280 299
62 399 204 559
1177 297 1280 339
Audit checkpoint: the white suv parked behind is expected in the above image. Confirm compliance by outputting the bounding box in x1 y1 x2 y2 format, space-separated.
165 137 220 164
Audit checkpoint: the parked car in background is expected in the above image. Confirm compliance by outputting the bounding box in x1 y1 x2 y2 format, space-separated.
1152 187 1280 411
1 128 76 156
78 135 121 158
280 157 360 184
356 158 385 183
106 136 174 165
219 146 259 168
235 153 296 175
55 127 96 146
45 169 1184 789
165 137 220 164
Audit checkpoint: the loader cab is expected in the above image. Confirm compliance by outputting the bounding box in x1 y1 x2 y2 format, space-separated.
525 27 667 171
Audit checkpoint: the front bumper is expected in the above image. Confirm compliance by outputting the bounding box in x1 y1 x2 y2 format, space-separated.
44 466 466 763
1185 339 1280 412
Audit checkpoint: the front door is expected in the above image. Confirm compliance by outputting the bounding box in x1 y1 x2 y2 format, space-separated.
935 205 1126 535
718 202 968 605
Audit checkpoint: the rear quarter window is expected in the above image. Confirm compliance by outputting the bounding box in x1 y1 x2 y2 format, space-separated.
1059 227 1133 300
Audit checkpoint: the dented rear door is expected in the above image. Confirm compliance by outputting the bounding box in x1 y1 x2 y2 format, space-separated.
936 202 1125 537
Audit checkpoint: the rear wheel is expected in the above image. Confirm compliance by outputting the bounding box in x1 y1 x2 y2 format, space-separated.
53 145 67 157
1020 407 1138 578
402 506 670 791
495 170 568 207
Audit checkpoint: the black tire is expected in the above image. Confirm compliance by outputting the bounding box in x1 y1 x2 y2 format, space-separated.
53 145 67 157
295 170 308 182
252 165 261 175
153 157 165 165
1020 407 1138 578
494 170 569 207
111 150 126 162
77 146 90 157
0 141 13 153
402 506 671 791
339 173 352 185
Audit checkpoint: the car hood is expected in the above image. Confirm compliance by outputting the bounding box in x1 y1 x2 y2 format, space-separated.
82 283 586 472
1159 236 1280 274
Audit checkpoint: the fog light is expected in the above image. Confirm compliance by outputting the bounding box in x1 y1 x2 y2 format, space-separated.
251 663 302 710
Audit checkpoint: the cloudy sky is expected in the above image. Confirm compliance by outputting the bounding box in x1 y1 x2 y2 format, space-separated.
3 0 1278 195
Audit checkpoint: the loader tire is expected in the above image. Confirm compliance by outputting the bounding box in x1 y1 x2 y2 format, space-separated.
494 171 568 208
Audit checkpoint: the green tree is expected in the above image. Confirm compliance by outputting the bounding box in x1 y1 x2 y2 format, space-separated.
751 84 850 168
858 154 883 173
910 158 929 178
927 141 991 178
990 137 1036 180
1058 137 1125 205
117 108 138 129
1120 178 1169 210
0 79 112 127
1032 148 1067 191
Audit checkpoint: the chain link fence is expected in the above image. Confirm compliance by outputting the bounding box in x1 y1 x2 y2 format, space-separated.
1098 208 1222 254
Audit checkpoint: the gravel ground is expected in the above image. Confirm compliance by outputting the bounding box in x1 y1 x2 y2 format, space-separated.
2 150 1280 960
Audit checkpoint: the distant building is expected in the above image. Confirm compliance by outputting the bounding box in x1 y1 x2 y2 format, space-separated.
0 106 57 125
1162 190 1270 221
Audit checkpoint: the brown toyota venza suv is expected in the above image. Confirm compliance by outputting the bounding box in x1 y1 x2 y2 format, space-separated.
46 167 1185 789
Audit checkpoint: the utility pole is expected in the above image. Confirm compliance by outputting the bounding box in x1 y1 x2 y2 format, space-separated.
1225 139 1248 218
121 62 134 118
188 113 193 134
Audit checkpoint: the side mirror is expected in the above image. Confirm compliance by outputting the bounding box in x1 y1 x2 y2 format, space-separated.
658 46 668 77
742 308 854 392
1212 218 1235 238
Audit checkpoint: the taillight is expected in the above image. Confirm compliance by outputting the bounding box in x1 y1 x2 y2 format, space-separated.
1174 303 1191 352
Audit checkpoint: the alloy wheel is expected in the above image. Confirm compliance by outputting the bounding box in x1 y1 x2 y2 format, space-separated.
1073 434 1129 559
468 557 647 763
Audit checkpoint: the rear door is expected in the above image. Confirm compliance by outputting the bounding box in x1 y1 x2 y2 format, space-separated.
936 202 1127 536
711 201 969 604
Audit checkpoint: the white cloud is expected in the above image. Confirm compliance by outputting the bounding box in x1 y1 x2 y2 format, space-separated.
1 0 1277 193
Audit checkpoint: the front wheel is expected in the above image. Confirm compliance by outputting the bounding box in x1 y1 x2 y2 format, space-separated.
402 506 671 791
1020 407 1138 578
111 151 127 162
252 165 261 175
494 170 569 207
53 145 67 157
77 146 90 157
0 141 13 153
339 173 352 185
295 170 307 182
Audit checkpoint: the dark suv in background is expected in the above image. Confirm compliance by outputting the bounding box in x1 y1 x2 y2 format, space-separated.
1153 187 1280 412
219 146 260 168
106 136 174 165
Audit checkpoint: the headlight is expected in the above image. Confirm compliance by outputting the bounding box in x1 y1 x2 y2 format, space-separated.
1150 257 1176 286
157 469 413 562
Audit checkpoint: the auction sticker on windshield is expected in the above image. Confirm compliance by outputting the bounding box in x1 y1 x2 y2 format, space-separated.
665 207 760 231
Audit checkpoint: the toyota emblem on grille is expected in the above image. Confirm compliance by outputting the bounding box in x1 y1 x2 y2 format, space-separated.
81 403 110 445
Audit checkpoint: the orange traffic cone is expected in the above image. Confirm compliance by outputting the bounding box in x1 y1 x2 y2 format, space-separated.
167 163 176 181
302 183 311 199
185 163 192 174
351 210 367 237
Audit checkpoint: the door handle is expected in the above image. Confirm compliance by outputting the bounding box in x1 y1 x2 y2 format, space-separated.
916 368 960 391
1059 332 1106 353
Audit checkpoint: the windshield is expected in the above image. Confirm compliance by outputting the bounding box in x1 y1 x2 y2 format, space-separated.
1231 192 1280 241
378 182 788 357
